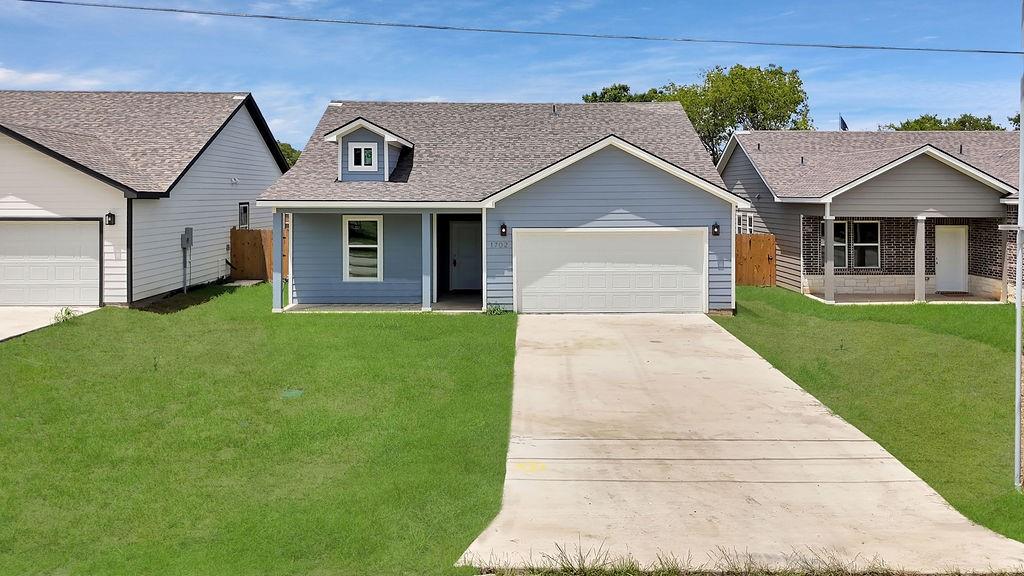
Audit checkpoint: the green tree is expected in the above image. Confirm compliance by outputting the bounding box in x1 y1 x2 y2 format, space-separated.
277 141 301 167
660 64 812 162
582 83 663 103
881 113 1007 131
1009 113 1020 131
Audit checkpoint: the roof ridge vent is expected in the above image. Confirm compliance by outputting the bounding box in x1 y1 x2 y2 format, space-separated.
552 104 557 116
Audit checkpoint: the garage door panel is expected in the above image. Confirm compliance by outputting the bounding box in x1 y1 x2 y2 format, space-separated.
515 229 706 313
0 221 100 306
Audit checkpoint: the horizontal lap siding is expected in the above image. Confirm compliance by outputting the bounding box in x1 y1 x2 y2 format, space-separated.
340 128 385 182
486 147 733 310
291 213 421 304
831 155 1005 218
721 145 813 292
132 107 282 300
0 133 128 303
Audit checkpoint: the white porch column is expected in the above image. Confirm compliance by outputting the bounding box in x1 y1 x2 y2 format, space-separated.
915 216 927 302
272 210 283 312
421 212 432 311
824 209 836 302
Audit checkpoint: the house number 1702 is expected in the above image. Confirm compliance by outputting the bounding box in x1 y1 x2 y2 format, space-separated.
487 240 512 249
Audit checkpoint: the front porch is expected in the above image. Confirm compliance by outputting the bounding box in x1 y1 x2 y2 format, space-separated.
804 214 1010 304
270 209 485 312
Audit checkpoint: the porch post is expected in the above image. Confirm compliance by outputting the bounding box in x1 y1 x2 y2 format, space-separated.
421 212 432 311
824 212 836 302
915 216 927 302
272 209 283 312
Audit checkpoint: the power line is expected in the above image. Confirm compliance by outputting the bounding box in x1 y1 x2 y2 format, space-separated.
15 0 1024 56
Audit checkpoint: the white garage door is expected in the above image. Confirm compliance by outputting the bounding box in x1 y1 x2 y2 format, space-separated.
513 228 707 313
0 220 101 306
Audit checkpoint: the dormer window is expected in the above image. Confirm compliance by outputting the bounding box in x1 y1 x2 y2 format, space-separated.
348 142 377 171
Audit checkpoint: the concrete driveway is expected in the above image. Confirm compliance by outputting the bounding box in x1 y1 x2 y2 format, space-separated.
463 314 1024 572
0 306 98 341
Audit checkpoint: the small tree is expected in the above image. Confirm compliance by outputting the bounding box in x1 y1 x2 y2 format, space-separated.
660 64 813 162
881 113 1007 131
582 83 663 103
277 141 301 167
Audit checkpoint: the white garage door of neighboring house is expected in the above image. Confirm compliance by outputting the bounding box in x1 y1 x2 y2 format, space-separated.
0 220 101 306
513 228 708 313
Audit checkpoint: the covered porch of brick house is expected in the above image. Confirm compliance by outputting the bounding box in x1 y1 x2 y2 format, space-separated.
803 214 1009 305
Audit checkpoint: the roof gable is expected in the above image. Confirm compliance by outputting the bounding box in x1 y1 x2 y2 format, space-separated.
322 117 414 148
261 101 723 203
726 130 1019 200
0 91 288 197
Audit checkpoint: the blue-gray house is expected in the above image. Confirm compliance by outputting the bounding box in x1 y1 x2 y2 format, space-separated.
257 101 749 313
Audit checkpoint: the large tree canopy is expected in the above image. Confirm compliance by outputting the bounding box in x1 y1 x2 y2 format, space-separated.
881 113 1008 131
582 83 663 103
277 141 301 167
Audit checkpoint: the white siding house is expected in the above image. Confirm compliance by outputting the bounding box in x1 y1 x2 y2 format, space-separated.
0 91 288 306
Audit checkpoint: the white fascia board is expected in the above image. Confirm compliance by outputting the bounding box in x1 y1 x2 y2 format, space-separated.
716 135 739 174
322 118 414 148
820 145 1017 202
482 135 751 209
1000 197 1020 204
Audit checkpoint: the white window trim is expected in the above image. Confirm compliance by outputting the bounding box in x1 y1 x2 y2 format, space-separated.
852 220 881 269
238 202 250 229
737 213 754 234
342 215 383 282
819 220 848 268
348 142 378 172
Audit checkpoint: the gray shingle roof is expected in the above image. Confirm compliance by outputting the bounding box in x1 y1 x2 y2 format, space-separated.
732 130 1019 198
0 91 286 194
261 101 722 202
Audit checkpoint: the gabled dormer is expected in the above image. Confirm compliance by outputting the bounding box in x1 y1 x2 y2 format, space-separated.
323 117 413 182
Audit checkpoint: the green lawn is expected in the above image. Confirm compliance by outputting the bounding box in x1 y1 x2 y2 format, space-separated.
714 286 1024 543
0 284 517 576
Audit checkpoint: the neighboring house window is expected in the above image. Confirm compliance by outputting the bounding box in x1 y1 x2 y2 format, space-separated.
343 215 383 281
348 142 378 172
852 221 880 268
819 221 848 268
238 202 250 229
737 213 753 234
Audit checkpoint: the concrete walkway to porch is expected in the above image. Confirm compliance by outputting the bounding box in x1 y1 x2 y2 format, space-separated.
807 292 1003 305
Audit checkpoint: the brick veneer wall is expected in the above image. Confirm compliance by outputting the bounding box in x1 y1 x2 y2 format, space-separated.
1007 205 1018 285
803 215 1008 280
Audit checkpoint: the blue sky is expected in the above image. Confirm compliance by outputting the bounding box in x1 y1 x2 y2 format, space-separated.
1 0 1020 147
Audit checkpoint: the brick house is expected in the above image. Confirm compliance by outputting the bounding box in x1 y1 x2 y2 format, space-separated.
718 130 1018 303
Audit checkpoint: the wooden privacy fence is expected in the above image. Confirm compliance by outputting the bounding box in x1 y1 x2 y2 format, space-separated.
735 233 776 287
230 224 288 281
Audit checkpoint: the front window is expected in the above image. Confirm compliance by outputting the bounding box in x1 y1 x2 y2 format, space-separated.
343 215 382 281
819 221 848 268
238 202 250 229
348 142 377 172
852 221 880 268
737 213 753 234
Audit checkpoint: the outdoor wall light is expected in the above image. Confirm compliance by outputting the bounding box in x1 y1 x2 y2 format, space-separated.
500 222 508 237
105 212 116 226
711 222 720 236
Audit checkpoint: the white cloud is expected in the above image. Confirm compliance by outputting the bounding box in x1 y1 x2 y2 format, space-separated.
0 64 119 90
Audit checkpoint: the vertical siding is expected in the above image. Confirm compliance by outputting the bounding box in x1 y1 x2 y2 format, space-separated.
830 155 1005 217
291 212 422 304
485 146 734 310
132 106 282 300
720 144 816 292
0 133 128 303
340 128 385 182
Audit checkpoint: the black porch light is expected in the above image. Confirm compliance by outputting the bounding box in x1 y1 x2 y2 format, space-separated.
711 222 720 236
105 212 116 226
500 222 508 237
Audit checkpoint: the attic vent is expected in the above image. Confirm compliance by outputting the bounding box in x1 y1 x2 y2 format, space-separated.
800 156 804 165
959 144 963 154
756 142 761 151
552 104 557 116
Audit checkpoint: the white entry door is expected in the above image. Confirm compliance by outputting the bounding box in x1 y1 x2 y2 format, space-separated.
0 220 101 305
513 228 707 313
450 220 482 290
935 225 968 292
